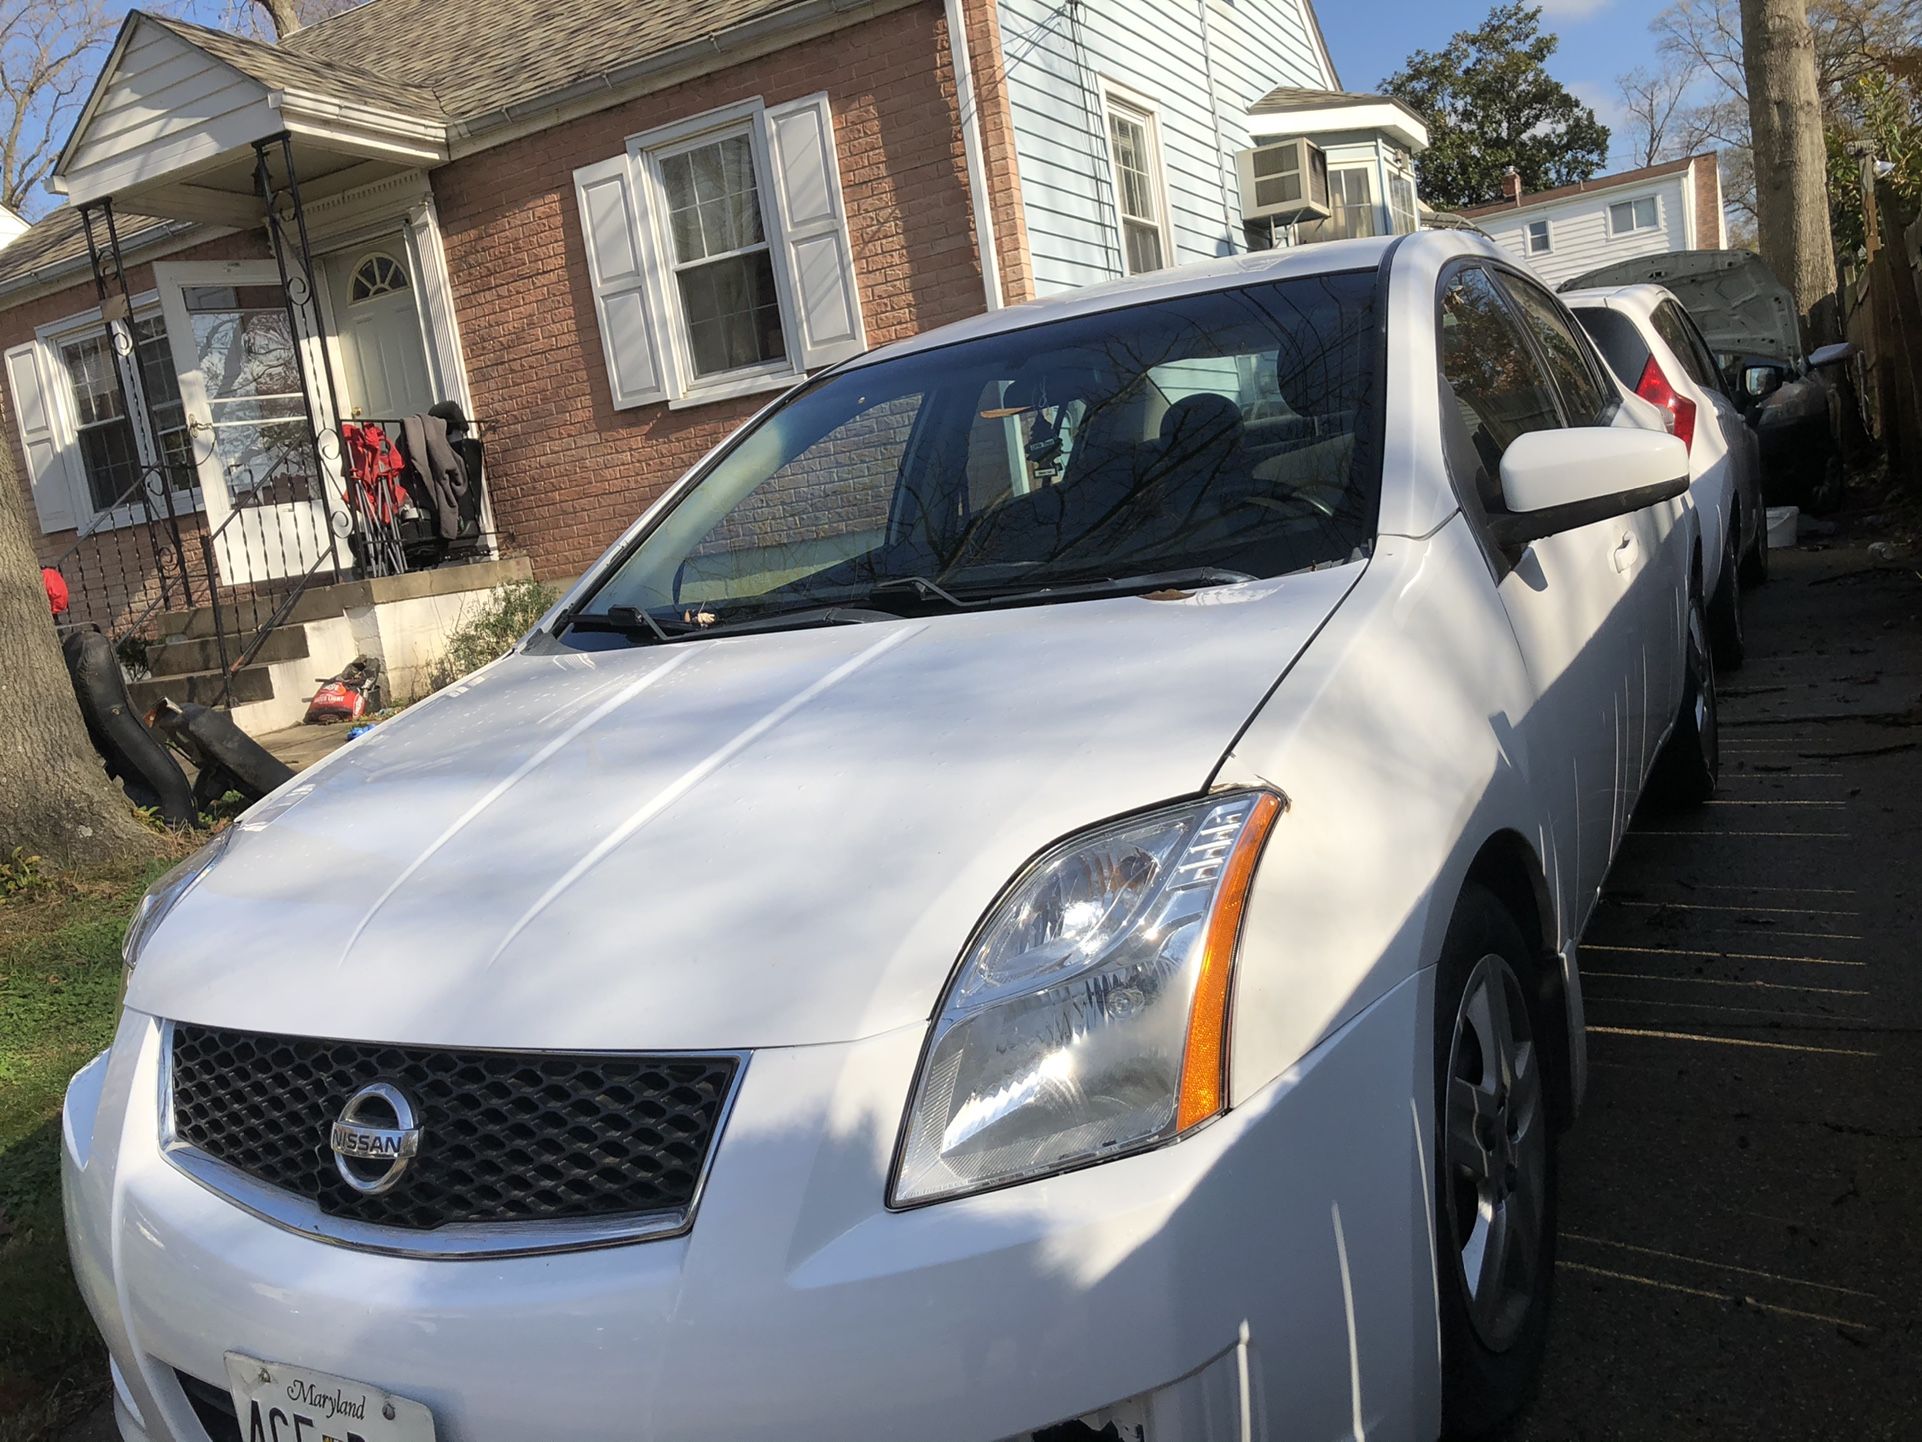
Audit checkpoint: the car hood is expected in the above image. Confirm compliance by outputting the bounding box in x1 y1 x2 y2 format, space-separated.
1564 250 1802 365
133 567 1360 1051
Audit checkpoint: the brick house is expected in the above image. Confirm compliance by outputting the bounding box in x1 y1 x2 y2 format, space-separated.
3 0 1388 725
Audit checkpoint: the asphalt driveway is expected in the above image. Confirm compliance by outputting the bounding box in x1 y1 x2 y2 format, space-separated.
1517 514 1922 1438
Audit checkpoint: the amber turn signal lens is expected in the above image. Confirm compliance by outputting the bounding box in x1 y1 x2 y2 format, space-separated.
1175 790 1282 1131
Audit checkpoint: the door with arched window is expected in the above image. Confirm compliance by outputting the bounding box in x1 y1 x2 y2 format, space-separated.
323 245 437 420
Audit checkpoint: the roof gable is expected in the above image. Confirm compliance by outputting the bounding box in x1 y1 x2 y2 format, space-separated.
55 14 280 196
1458 156 1704 219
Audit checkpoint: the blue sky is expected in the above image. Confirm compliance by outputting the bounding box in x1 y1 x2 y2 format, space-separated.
1318 0 1678 167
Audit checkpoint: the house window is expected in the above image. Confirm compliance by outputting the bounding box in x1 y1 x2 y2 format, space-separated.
1105 97 1168 274
58 316 190 514
349 253 409 303
1388 171 1419 235
1527 219 1551 254
1608 196 1659 235
1326 167 1378 240
655 130 786 377
574 95 865 411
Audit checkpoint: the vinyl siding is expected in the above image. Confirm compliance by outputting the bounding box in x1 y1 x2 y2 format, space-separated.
998 0 1332 294
62 20 278 199
1478 173 1695 288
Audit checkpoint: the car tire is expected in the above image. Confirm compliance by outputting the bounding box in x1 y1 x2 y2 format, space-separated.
1739 504 1769 587
1649 588 1719 809
1435 885 1559 1441
1708 531 1745 670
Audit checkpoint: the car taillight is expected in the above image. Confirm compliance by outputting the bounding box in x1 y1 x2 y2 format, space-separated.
1636 354 1697 452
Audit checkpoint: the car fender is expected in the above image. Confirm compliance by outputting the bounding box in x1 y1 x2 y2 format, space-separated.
1213 518 1570 1107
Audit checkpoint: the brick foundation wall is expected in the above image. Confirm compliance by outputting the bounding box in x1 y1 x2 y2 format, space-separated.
430 0 997 581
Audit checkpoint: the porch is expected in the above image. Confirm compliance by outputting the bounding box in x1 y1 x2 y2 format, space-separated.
38 12 501 719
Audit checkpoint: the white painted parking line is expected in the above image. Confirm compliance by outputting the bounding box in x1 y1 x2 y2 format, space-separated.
1557 1261 1876 1330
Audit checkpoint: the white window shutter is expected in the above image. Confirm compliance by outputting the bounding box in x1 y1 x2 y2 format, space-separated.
573 154 669 409
762 94 866 369
5 341 77 533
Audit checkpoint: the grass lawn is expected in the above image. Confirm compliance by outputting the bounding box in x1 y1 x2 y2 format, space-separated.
0 853 175 1442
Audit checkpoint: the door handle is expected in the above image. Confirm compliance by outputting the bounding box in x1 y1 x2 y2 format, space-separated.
1612 532 1639 573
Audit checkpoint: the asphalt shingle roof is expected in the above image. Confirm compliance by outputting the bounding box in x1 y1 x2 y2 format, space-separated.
279 0 811 121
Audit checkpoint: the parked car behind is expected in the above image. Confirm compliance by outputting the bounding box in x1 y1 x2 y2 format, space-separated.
66 232 1707 1442
1563 250 1853 510
1565 282 1765 667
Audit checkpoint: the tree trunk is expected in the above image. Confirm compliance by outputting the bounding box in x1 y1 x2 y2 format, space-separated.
252 0 303 39
0 439 159 866
1740 0 1840 347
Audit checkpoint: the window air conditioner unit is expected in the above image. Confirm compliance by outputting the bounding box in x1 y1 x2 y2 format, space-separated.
1237 138 1331 223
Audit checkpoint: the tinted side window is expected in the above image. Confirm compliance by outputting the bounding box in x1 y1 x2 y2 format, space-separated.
1438 266 1564 512
1501 275 1613 424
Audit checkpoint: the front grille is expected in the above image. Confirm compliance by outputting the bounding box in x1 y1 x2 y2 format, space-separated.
168 1023 737 1231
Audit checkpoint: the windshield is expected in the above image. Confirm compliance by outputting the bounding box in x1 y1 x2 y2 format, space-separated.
574 268 1382 634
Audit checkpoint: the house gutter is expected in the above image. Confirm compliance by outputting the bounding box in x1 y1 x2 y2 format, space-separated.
944 0 1003 310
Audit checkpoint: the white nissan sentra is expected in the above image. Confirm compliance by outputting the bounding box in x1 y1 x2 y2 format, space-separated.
65 232 1714 1442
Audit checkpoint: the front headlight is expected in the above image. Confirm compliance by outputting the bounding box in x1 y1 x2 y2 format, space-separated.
891 789 1281 1206
121 826 234 994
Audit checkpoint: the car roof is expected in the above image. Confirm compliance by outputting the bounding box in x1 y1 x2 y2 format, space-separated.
840 230 1508 371
1560 283 1676 313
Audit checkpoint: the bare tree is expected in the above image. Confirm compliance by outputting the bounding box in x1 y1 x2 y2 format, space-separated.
0 0 116 219
1618 64 1717 165
1742 0 1842 344
220 0 360 43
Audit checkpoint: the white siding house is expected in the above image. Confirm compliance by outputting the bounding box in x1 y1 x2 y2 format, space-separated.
1460 154 1725 289
996 0 1410 294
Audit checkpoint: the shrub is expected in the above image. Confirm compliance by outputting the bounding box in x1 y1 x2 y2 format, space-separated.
423 580 556 695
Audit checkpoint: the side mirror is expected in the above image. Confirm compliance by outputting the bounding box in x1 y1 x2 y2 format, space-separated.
1744 364 1786 400
1490 428 1690 547
1808 341 1857 370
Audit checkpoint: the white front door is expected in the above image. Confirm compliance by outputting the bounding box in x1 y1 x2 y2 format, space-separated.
323 245 437 421
159 260 342 586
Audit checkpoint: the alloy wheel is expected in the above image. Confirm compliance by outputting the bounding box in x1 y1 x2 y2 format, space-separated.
1444 953 1548 1354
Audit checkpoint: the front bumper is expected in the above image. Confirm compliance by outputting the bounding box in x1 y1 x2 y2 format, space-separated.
64 975 1437 1442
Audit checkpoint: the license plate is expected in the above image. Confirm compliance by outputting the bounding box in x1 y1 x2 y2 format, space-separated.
223 1354 436 1442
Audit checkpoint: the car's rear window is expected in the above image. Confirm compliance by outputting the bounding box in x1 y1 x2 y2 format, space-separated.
577 270 1383 625
1570 304 1651 392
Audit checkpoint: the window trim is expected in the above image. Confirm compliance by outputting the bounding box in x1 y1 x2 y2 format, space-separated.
1098 82 1175 276
35 294 202 532
1526 219 1551 255
625 98 809 407
1325 163 1381 240
1607 195 1660 236
1387 168 1419 235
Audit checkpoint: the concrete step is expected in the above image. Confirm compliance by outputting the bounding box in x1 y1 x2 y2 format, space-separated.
129 663 275 713
144 625 310 679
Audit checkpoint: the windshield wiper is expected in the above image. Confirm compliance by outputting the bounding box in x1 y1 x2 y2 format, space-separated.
985 566 1258 604
571 602 894 644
